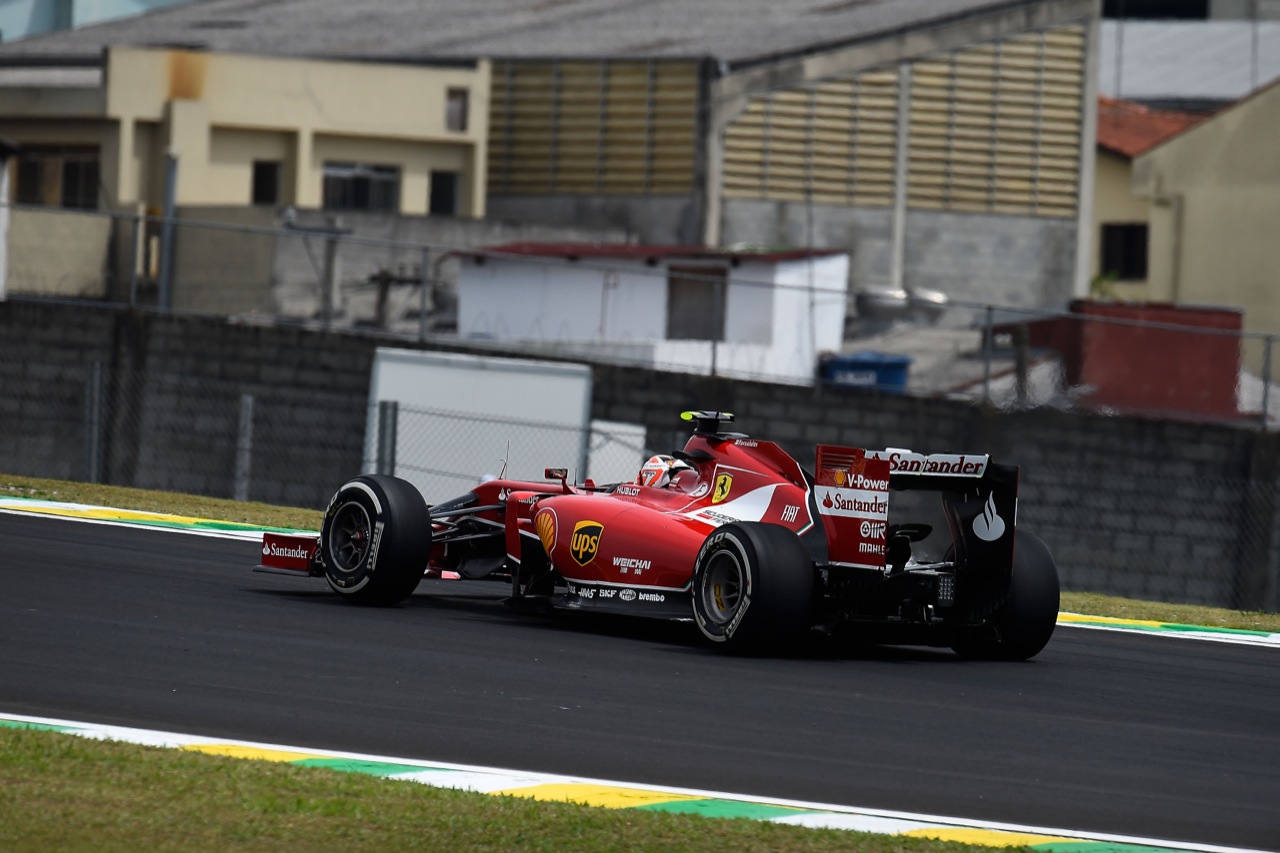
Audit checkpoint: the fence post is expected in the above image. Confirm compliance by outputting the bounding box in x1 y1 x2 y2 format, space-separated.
157 150 178 312
982 305 993 404
419 247 430 342
128 211 141 307
321 216 341 330
234 393 254 501
1261 335 1273 429
376 400 398 476
1235 430 1277 611
83 361 103 484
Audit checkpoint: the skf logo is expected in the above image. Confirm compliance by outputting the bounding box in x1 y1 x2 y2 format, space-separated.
535 510 557 555
570 520 603 565
711 473 733 504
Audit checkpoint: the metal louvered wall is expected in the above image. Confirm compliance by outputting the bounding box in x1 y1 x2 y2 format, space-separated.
487 59 700 196
725 68 900 205
722 24 1086 219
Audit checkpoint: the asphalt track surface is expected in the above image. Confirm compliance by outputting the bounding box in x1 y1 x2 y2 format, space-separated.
3 512 1278 851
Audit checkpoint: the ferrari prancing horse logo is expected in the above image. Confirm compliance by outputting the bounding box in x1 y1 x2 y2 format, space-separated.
570 520 603 565
711 473 733 504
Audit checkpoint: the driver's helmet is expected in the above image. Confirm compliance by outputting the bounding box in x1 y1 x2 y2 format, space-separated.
638 454 691 488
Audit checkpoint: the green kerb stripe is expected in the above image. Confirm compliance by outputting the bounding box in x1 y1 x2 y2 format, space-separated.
637 799 808 820
0 720 78 733
294 758 450 776
1030 842 1188 853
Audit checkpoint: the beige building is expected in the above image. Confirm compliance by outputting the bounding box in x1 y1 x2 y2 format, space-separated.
1131 79 1280 351
1089 96 1207 300
1 45 489 218
0 0 1102 318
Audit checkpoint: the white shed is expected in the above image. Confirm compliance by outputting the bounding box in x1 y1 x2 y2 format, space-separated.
456 243 849 384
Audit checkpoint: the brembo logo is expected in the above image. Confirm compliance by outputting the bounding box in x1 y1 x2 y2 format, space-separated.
570 520 603 565
263 542 310 560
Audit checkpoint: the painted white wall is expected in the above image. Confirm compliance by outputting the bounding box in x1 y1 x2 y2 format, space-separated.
364 348 593 501
457 251 850 383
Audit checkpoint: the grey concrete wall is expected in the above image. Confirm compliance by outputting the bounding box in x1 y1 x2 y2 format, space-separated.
6 208 112 298
721 200 1078 314
2 299 1275 611
7 205 633 327
486 195 699 245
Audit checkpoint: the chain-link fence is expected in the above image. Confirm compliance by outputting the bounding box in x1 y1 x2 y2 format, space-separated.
2 340 1278 612
0 354 658 513
6 204 1280 426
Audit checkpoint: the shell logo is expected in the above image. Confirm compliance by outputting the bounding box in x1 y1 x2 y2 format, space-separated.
834 469 846 486
535 510 557 555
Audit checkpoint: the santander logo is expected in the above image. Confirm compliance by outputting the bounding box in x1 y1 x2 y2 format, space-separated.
972 492 1006 542
264 541 311 560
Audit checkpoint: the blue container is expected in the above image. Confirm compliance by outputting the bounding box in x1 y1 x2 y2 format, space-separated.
823 352 911 394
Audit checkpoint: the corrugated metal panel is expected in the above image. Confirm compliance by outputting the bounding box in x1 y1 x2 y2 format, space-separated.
487 59 699 196
723 23 1085 218
723 66 898 206
907 24 1085 218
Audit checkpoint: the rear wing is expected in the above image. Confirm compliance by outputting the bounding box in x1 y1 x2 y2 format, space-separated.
814 445 1018 574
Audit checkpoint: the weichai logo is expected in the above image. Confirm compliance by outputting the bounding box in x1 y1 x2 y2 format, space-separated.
570 520 603 565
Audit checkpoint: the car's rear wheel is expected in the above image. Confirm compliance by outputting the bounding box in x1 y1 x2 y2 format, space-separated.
952 530 1059 661
691 522 814 651
320 474 431 606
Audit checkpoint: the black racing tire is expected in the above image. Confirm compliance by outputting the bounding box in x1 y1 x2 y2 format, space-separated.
691 522 814 651
320 474 431 606
952 530 1060 661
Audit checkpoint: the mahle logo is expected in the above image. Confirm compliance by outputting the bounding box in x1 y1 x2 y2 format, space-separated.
570 520 604 565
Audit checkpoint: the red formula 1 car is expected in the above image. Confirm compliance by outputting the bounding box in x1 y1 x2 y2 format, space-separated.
256 411 1059 659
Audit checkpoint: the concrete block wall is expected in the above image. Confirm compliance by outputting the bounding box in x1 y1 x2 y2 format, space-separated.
591 362 1276 611
2 299 1275 610
719 200 1078 315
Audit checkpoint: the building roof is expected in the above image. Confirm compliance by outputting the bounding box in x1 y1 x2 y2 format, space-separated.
476 243 847 264
1096 95 1208 158
1098 20 1280 105
0 0 1065 67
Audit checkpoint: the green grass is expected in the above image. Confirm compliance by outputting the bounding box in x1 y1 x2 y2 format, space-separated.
0 726 989 853
3 473 1277 633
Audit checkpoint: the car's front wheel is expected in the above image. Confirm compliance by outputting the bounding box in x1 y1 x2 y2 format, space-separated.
691 522 814 651
320 474 431 606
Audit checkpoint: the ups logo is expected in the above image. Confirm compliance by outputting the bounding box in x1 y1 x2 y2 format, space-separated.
570 520 603 565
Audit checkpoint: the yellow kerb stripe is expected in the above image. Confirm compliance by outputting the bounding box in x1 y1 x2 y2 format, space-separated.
13 505 211 525
1058 612 1166 628
183 744 320 762
490 783 700 808
906 828 1079 846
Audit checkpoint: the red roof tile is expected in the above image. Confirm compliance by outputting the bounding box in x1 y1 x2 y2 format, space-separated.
1096 96 1210 159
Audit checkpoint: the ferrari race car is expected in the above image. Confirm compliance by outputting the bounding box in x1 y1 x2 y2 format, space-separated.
256 411 1059 659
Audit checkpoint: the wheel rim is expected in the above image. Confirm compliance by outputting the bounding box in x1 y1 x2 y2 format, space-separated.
328 500 372 574
700 550 745 624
